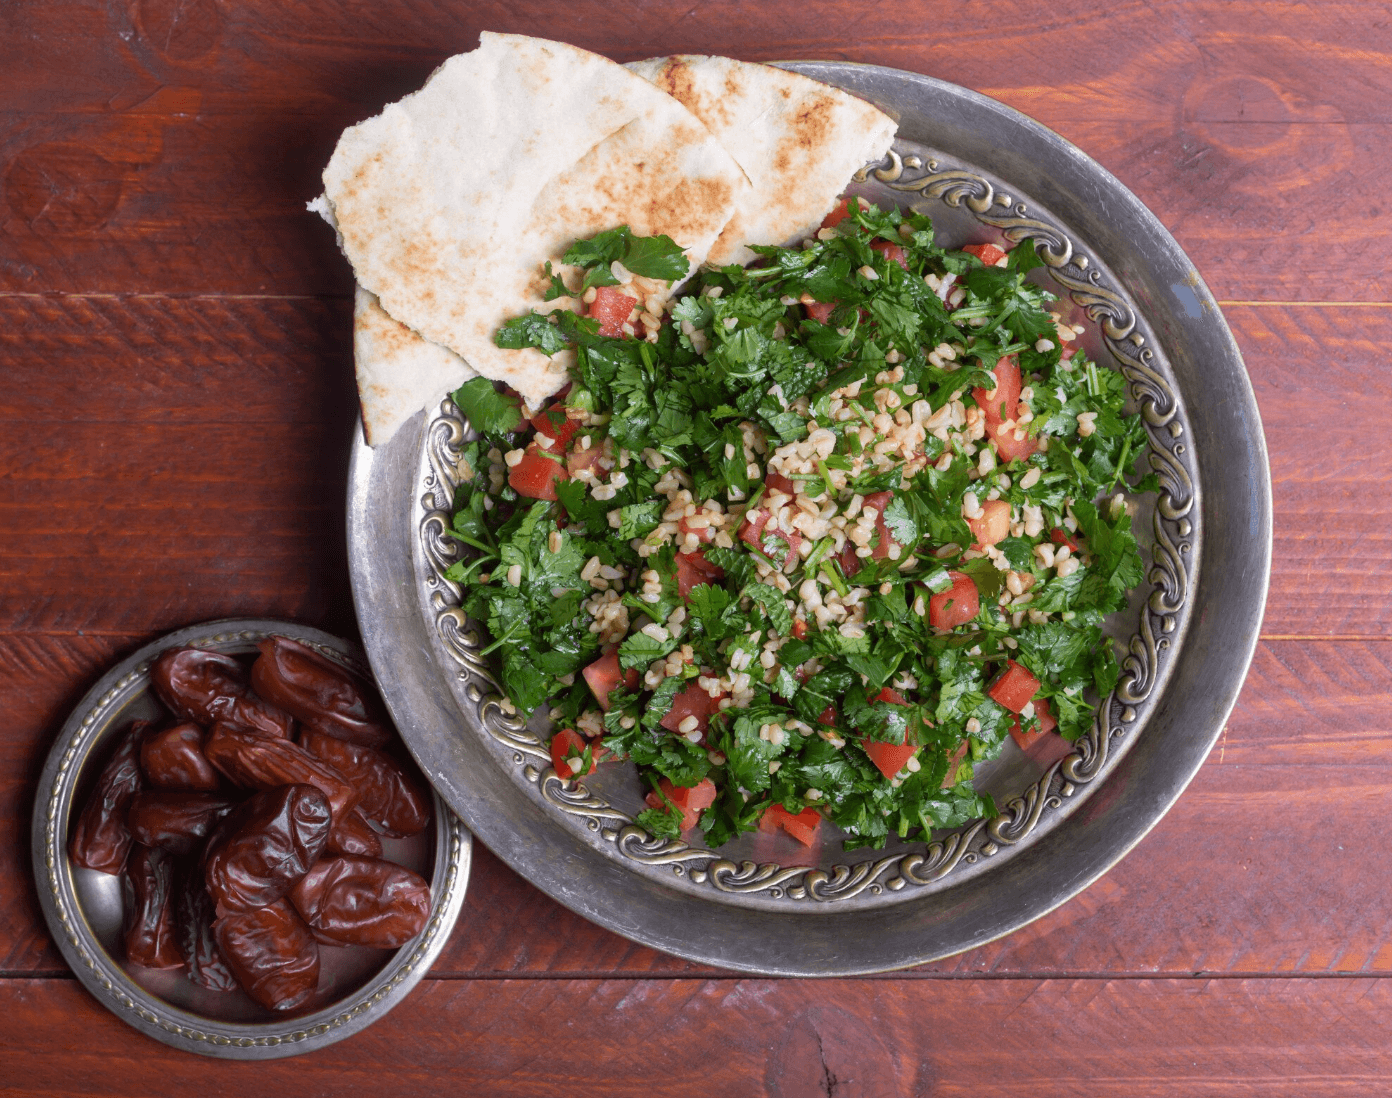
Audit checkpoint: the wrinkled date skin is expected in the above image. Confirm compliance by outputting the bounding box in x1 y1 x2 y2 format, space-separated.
127 792 237 856
204 784 332 913
174 861 237 992
300 729 430 837
152 647 293 739
325 807 383 859
251 636 393 749
213 899 320 1011
204 723 359 822
140 722 221 792
122 844 183 968
69 720 149 874
289 856 431 948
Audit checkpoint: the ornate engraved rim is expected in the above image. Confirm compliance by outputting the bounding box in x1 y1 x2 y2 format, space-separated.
31 619 472 1059
414 149 1195 908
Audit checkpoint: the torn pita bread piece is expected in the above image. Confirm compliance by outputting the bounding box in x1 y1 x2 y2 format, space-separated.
320 31 749 422
353 286 477 447
628 55 898 268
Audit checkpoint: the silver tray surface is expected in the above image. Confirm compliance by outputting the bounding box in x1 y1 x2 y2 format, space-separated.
31 618 472 1059
346 62 1270 974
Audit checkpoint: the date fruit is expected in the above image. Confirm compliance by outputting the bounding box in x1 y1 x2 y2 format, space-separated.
204 784 332 913
300 729 429 837
289 856 431 948
127 791 237 856
69 720 148 874
204 723 358 822
214 899 320 1011
152 647 292 739
122 844 183 969
251 636 393 748
325 807 383 859
140 722 221 792
174 861 237 992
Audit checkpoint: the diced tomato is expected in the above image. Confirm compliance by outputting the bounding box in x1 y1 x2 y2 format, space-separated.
972 356 1021 425
759 803 822 846
967 499 1011 548
508 445 568 501
738 510 800 568
659 682 722 738
988 659 1041 714
837 544 863 580
817 705 837 727
1009 697 1058 751
582 647 639 712
676 550 725 600
677 514 715 545
872 687 909 705
940 741 969 788
820 196 862 229
765 471 797 497
530 402 580 451
588 286 638 338
792 618 808 640
645 777 718 832
805 300 837 324
963 242 1008 267
928 571 980 629
862 739 917 781
549 728 606 779
986 418 1039 463
862 490 901 561
566 444 605 478
870 240 910 270
1050 527 1081 553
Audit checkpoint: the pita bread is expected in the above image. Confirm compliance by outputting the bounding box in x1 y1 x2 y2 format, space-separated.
320 32 749 420
352 287 478 447
627 56 897 268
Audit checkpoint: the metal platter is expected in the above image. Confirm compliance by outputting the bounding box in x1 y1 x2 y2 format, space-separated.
346 62 1270 973
31 618 472 1058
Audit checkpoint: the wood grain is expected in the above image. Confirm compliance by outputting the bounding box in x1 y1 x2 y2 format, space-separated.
8 975 1392 1096
2 298 1383 636
0 2 1389 298
5 639 1392 979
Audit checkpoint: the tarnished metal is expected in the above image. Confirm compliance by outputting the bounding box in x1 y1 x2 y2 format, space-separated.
31 619 471 1059
346 62 1270 973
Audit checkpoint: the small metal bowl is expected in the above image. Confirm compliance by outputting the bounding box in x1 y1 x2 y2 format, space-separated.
31 618 471 1059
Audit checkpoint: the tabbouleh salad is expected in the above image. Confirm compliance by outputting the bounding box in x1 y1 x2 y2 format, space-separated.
441 197 1153 851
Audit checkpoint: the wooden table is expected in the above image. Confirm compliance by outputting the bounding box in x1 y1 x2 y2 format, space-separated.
3 2 1387 1092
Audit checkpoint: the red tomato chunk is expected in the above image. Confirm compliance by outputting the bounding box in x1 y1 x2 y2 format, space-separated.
582 647 638 711
804 300 837 324
862 490 899 561
676 550 725 600
988 659 1041 714
588 286 637 337
659 683 721 738
967 499 1011 549
759 803 822 846
1009 697 1058 751
645 777 717 832
530 402 580 451
963 242 1008 267
549 728 605 779
737 510 801 569
870 240 910 269
987 419 1038 463
928 572 980 629
972 356 1021 425
862 740 917 782
508 445 568 501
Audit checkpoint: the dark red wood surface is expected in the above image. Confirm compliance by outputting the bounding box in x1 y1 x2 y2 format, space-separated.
4 1 1391 1092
